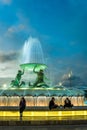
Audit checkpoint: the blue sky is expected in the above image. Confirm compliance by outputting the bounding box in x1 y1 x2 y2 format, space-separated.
0 0 87 86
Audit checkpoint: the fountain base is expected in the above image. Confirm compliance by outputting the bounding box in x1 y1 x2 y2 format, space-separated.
0 87 84 106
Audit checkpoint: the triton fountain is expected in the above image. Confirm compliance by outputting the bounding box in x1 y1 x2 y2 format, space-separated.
0 37 84 107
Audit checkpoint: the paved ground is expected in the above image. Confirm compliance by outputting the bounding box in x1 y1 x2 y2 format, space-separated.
0 115 86 130
0 125 87 130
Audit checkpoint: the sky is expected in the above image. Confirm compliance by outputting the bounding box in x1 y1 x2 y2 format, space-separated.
0 0 87 87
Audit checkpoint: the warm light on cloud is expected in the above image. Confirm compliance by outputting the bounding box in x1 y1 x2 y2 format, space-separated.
7 24 25 34
4 23 26 40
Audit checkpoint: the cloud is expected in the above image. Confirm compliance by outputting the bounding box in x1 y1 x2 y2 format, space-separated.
46 52 87 86
0 0 12 5
8 24 25 33
0 50 37 85
5 24 26 37
0 61 19 78
4 13 35 38
16 12 36 34
0 50 21 79
0 11 49 52
0 51 19 62
62 75 86 87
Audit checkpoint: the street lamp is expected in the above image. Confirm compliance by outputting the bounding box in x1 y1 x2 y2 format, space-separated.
59 82 62 86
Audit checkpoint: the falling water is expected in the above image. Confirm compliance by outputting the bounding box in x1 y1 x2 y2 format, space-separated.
21 36 45 64
20 36 48 96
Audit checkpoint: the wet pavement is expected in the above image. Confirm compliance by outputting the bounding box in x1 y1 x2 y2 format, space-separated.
0 125 87 130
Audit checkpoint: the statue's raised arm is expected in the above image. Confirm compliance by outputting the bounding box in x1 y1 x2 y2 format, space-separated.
33 65 38 73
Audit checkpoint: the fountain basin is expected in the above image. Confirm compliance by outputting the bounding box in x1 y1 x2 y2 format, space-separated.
20 63 47 71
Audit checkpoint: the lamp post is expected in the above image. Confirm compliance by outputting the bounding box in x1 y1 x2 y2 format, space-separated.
59 82 62 86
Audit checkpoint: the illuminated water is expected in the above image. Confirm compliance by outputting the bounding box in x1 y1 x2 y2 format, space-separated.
21 36 45 64
0 95 84 106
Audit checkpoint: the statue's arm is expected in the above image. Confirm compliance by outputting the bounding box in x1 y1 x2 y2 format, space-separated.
22 69 24 75
33 65 37 73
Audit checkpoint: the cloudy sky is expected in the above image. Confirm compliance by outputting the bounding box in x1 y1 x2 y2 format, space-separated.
0 0 87 86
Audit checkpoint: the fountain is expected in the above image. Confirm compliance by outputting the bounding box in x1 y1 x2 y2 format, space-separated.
0 37 85 106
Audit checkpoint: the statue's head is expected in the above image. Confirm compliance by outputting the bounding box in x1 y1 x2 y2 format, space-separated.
52 97 55 101
40 69 43 72
18 70 21 73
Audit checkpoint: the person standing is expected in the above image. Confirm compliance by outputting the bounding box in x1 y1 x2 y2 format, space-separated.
19 97 26 117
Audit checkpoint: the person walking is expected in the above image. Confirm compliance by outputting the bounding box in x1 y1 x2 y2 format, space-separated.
19 97 26 117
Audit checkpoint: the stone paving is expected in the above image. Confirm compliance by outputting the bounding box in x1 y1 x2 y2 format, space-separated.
0 125 87 130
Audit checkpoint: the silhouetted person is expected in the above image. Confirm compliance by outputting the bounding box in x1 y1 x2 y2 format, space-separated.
49 97 58 110
19 97 26 118
64 97 73 108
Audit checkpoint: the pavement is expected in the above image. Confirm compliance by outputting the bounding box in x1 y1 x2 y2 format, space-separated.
0 124 87 130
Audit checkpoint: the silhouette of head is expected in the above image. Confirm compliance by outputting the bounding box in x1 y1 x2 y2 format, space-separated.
66 98 69 100
21 96 24 100
52 97 55 100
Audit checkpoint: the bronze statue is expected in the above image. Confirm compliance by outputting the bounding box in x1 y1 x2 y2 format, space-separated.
33 65 44 87
33 65 49 87
11 69 25 87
